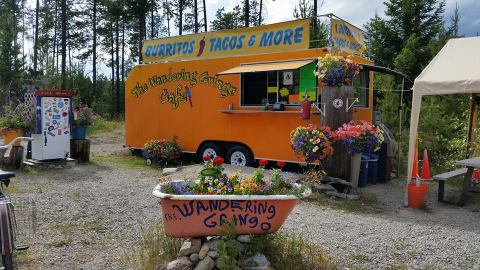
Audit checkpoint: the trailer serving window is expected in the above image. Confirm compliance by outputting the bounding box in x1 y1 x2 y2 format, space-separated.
218 60 317 107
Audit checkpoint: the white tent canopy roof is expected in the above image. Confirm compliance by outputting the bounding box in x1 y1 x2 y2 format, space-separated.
414 37 480 96
406 37 480 205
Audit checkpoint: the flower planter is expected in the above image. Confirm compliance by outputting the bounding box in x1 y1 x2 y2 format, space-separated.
408 183 429 209
71 126 87 140
2 128 24 146
152 181 302 238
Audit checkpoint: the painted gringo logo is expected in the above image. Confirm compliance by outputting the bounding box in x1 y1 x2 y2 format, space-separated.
160 85 187 109
131 69 237 99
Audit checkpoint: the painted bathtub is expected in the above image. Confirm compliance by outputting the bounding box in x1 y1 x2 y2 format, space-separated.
152 181 305 238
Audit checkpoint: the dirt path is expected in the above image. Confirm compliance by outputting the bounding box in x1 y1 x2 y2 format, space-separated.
9 130 480 270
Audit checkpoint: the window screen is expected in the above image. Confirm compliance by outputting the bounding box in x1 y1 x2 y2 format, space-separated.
353 69 369 108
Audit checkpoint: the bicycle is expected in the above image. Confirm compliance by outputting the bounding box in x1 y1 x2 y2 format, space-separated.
0 137 33 270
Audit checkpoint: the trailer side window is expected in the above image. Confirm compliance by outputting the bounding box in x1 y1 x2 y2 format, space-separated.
353 69 369 108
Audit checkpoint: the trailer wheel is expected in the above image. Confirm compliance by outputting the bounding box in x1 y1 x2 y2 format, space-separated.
198 143 223 159
227 146 254 167
146 159 152 166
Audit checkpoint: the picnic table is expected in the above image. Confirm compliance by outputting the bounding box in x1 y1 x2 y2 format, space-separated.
456 157 480 206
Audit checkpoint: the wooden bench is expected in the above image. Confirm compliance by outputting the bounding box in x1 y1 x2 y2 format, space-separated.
433 168 468 203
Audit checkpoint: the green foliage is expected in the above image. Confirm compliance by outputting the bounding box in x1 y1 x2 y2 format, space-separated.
73 106 96 126
143 138 183 161
417 95 469 172
87 118 124 136
139 221 183 270
365 0 446 69
0 102 34 130
252 233 337 270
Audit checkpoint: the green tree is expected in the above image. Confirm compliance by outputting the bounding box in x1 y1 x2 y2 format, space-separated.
0 0 23 102
292 0 328 48
365 0 445 73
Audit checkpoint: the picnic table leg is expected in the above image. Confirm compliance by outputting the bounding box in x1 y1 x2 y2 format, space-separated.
438 181 445 202
459 167 473 206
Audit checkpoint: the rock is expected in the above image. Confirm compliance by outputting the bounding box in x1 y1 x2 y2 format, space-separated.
313 183 337 193
198 244 209 260
179 239 202 257
194 256 215 270
205 239 222 251
167 257 193 270
325 191 359 200
242 267 275 270
189 253 200 264
242 253 271 268
236 235 252 244
207 250 218 259
162 167 178 175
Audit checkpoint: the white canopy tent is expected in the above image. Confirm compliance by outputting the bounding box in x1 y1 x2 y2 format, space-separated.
406 36 480 205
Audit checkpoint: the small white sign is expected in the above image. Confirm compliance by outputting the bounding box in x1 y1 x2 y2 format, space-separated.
283 71 293 85
332 98 343 109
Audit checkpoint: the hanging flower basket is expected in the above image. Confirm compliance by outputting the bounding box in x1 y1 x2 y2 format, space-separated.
152 157 310 238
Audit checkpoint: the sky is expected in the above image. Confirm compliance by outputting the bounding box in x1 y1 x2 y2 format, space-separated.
205 0 479 36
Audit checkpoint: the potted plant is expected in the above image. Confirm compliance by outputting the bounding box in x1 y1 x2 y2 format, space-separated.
290 124 335 164
143 138 182 166
72 106 95 140
335 120 384 188
152 156 310 238
0 102 34 146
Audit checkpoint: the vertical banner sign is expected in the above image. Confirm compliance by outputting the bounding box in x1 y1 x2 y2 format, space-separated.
331 18 366 55
142 19 311 63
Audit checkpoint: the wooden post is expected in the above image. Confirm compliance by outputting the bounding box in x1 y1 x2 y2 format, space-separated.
70 139 90 162
9 146 24 168
321 85 354 179
467 94 478 158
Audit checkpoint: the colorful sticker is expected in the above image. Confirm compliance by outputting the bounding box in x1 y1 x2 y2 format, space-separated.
53 115 60 120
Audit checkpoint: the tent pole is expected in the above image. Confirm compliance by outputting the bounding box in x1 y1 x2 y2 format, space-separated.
467 94 478 158
398 78 405 176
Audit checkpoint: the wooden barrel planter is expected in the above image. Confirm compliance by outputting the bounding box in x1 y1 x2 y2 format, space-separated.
321 85 354 179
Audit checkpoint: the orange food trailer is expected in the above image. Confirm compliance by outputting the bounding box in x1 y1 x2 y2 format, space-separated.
125 19 373 166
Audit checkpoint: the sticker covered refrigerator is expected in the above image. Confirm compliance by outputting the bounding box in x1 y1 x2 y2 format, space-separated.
31 90 74 160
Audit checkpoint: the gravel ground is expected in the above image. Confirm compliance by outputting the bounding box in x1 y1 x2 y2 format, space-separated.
9 131 480 270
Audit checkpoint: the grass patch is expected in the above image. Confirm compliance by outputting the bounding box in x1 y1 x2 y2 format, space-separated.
351 253 371 262
91 151 156 170
305 191 383 213
253 232 337 270
139 221 336 270
85 220 107 233
4 182 27 195
48 239 73 248
139 221 183 270
87 118 124 136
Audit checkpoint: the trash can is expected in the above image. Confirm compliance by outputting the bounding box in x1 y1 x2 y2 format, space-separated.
367 153 379 184
358 155 370 187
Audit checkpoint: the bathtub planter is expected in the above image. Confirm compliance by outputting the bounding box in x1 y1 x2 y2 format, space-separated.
153 180 308 238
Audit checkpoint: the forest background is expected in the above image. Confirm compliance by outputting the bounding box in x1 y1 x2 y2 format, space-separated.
0 0 475 171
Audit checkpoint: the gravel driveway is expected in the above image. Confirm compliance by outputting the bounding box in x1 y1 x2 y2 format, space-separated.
9 131 480 270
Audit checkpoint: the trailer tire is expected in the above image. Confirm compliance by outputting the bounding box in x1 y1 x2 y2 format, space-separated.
198 143 223 159
227 146 254 167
